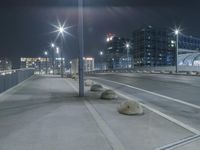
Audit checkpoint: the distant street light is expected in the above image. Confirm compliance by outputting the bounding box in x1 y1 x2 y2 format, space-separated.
174 28 181 73
51 43 55 74
56 47 59 54
99 51 104 70
125 42 131 68
44 51 48 74
52 21 72 78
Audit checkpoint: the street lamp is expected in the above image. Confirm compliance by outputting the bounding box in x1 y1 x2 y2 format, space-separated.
99 51 104 70
51 43 55 74
174 28 180 73
56 47 59 54
125 42 131 69
44 51 48 74
53 22 70 78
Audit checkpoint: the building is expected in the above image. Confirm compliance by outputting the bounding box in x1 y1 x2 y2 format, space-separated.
133 26 176 67
0 58 12 70
105 34 132 69
71 57 95 74
20 57 67 74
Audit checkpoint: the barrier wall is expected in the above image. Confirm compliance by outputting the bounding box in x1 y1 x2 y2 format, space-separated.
0 69 34 94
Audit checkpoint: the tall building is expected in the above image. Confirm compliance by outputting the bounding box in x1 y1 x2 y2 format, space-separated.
133 26 176 66
105 34 132 69
0 58 12 70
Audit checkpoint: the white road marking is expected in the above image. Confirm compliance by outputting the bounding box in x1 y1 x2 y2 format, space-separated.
66 79 126 150
92 77 200 110
93 80 200 135
155 134 200 150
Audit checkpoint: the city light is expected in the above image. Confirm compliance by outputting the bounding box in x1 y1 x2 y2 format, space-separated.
51 43 55 48
126 43 130 49
44 51 48 56
175 29 179 35
100 51 103 56
56 47 59 54
52 20 73 39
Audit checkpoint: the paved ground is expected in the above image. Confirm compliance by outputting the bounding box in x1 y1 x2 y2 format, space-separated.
88 73 200 132
0 75 199 150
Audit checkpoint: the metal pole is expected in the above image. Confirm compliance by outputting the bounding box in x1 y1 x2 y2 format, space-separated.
176 34 179 73
61 37 64 78
78 0 84 97
52 48 55 75
127 48 129 68
46 56 48 74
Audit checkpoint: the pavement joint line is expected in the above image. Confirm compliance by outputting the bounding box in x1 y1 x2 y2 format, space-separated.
92 80 200 135
91 77 200 110
65 79 126 150
155 134 200 150
0 75 35 102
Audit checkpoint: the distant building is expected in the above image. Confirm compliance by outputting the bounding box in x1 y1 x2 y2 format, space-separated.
0 58 12 70
105 34 132 69
20 57 66 74
71 57 95 74
133 26 176 67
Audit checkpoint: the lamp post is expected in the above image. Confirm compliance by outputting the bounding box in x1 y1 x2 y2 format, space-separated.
175 29 179 73
125 42 130 69
51 43 55 75
44 51 48 74
99 51 103 70
78 0 84 97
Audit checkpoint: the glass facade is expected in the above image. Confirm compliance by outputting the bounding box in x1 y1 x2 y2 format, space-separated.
133 26 176 67
105 36 132 69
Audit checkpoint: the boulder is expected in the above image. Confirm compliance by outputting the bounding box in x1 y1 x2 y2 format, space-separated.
72 74 78 80
100 89 118 100
90 84 103 92
85 79 94 86
118 100 143 115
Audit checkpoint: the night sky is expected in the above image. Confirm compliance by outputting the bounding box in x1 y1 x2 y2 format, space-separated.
0 0 200 68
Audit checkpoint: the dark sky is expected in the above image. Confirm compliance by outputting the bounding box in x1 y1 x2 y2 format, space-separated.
0 0 200 68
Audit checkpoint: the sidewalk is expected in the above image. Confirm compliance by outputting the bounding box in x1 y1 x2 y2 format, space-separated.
0 75 195 150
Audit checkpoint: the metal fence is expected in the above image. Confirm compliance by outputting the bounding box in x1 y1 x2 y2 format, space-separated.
0 68 34 94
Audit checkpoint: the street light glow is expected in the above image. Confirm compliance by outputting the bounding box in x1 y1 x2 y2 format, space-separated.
56 47 59 54
51 43 55 48
51 20 73 39
44 51 48 56
126 43 130 48
175 29 179 35
100 51 103 56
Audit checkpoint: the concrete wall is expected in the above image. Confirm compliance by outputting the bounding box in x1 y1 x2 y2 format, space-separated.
0 69 34 94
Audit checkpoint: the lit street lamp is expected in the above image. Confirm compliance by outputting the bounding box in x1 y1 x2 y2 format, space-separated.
51 43 55 75
99 51 104 70
44 51 48 74
174 28 180 73
125 42 130 68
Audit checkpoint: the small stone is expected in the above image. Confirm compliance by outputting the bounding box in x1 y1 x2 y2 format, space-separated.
90 84 103 92
85 79 94 86
100 89 118 100
118 100 143 115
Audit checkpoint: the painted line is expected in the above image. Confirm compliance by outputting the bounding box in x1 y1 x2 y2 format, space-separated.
93 80 200 135
91 77 200 110
66 79 126 150
155 134 200 150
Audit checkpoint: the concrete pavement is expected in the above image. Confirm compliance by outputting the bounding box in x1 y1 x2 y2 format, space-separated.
0 75 198 150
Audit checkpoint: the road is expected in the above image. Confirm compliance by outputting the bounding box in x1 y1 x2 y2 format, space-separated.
88 73 200 132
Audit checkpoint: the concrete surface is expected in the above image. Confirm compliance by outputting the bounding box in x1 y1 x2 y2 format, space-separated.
0 75 198 150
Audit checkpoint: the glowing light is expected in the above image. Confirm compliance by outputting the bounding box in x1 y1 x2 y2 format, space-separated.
175 29 179 35
51 20 73 39
51 43 55 48
56 47 59 54
100 51 103 56
44 51 48 56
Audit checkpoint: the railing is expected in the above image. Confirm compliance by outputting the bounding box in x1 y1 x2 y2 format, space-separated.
86 68 200 76
0 68 34 94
